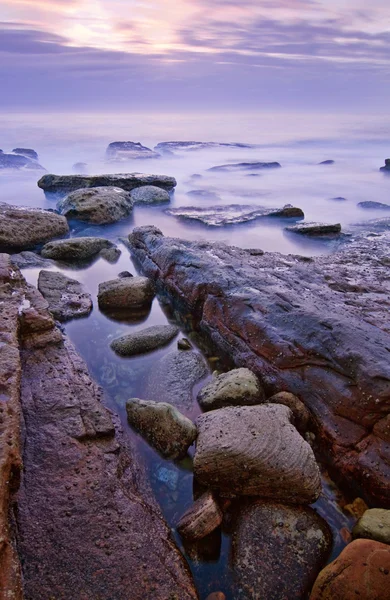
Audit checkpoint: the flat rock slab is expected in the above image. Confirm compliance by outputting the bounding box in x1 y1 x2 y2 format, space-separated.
166 204 304 226
106 141 160 160
208 161 281 172
194 404 321 502
38 269 93 322
111 324 179 356
352 508 390 545
41 237 116 262
231 501 332 600
130 185 170 204
197 368 265 411
126 399 197 459
58 186 134 224
98 276 155 310
285 222 342 236
38 173 177 196
0 203 69 251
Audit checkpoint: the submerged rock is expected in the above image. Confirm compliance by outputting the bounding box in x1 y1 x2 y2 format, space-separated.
166 204 304 226
187 190 221 200
0 151 45 170
310 539 390 600
58 186 133 224
352 508 390 545
208 161 281 172
41 237 116 262
379 158 390 172
106 141 160 160
232 501 332 600
197 368 265 411
358 201 390 210
37 173 177 196
38 270 92 322
111 324 179 356
12 148 38 160
285 222 342 236
194 404 321 502
130 185 170 204
177 491 223 541
0 203 69 251
98 276 155 311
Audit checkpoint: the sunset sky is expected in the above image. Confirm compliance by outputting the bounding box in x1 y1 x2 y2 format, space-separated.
1 0 389 110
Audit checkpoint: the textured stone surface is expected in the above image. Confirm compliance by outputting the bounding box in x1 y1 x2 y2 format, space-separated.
194 404 321 502
285 222 341 236
310 539 390 600
126 398 197 459
267 391 311 432
177 491 223 541
127 225 390 506
38 269 93 322
197 368 265 411
98 276 155 310
41 237 115 262
352 509 390 545
111 324 179 356
38 173 177 195
58 186 133 224
10 251 53 269
0 203 69 251
130 185 170 204
231 501 332 600
166 204 304 226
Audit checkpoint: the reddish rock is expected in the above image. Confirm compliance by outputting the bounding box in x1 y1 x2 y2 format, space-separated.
310 539 390 600
177 491 223 541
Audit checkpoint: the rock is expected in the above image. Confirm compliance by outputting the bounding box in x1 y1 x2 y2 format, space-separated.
155 141 255 152
37 173 177 196
178 338 192 350
99 246 121 263
319 160 335 165
232 501 332 600
0 204 69 251
146 350 209 410
130 185 170 204
127 226 390 506
72 162 88 173
267 391 311 432
208 161 281 172
177 491 223 541
111 324 179 356
285 222 342 236
98 276 154 311
187 190 221 200
358 201 390 210
41 237 116 262
310 539 390 600
10 251 54 269
166 204 304 226
58 186 133 224
352 509 390 545
0 151 45 170
12 148 38 160
343 497 369 519
126 398 197 459
197 368 265 411
379 158 390 172
191 173 202 179
330 197 347 201
194 404 321 502
118 270 133 278
205 594 225 600
37 270 93 322
106 141 160 160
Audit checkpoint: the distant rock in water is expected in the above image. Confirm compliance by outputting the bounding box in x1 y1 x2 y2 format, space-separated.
10 251 54 269
318 160 335 165
0 150 45 171
155 141 256 153
38 173 177 196
358 201 390 210
379 158 390 172
208 161 281 172
58 186 134 224
330 196 347 201
187 189 221 200
106 141 160 160
72 162 88 173
166 204 304 226
41 237 117 262
12 148 38 160
285 222 342 237
0 203 69 251
130 185 170 204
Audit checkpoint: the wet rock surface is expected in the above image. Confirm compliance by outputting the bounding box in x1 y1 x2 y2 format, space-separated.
197 368 265 411
166 204 304 226
130 185 170 204
310 539 390 600
0 203 69 251
126 398 197 459
128 225 390 505
98 276 155 311
352 508 390 544
208 161 281 172
58 186 134 224
177 491 223 541
38 172 177 195
106 141 160 160
231 500 332 600
38 269 93 322
111 324 179 356
194 404 321 502
285 222 342 236
41 236 116 262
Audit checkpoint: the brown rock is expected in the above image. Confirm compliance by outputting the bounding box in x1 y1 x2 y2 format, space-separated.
206 594 226 600
177 491 223 541
267 391 311 432
197 368 265 411
38 269 93 322
0 203 69 251
310 539 390 600
343 497 369 519
98 276 155 310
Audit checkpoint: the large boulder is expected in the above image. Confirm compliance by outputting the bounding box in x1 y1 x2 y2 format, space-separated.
166 204 304 226
126 398 197 459
193 404 321 502
130 185 170 204
232 501 332 600
197 368 265 411
98 276 154 311
106 141 160 160
177 491 223 541
57 186 133 224
41 237 116 262
38 173 177 196
310 539 390 600
38 270 93 322
352 509 390 545
111 324 179 356
0 204 69 251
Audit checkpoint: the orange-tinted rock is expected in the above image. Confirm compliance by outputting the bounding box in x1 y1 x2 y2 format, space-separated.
343 497 369 519
206 593 226 600
310 539 390 600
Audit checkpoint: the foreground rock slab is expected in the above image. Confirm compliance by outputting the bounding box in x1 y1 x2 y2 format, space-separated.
58 186 134 224
194 404 321 502
166 204 304 226
0 203 69 251
41 237 116 262
111 324 179 356
126 399 197 459
232 501 332 600
177 491 222 541
352 508 390 544
127 226 390 506
38 269 93 322
197 368 265 411
38 173 177 195
310 539 390 600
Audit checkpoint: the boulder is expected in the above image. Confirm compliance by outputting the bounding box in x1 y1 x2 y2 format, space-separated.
310 539 390 600
98 276 155 311
126 398 197 459
232 501 332 600
177 491 223 541
130 185 170 204
106 141 160 160
166 204 304 226
352 509 390 545
41 237 116 262
37 270 93 322
111 324 179 356
267 391 311 432
98 246 121 263
58 186 133 224
194 404 321 502
0 152 45 170
197 368 265 411
37 173 177 196
0 204 69 251
379 158 390 172
358 201 390 210
208 161 281 172
12 148 38 160
285 222 342 236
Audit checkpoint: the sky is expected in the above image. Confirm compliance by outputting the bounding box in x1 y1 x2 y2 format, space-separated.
0 0 390 111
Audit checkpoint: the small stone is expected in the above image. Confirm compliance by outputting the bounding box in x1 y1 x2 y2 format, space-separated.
111 325 179 356
266 391 311 432
177 491 222 541
118 271 133 278
353 509 390 545
98 277 155 310
178 338 192 351
197 368 265 411
343 498 369 519
130 185 170 204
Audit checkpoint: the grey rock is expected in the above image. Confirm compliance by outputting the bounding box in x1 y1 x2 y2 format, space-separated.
41 237 116 262
358 201 390 210
111 324 179 356
155 141 255 152
106 141 160 160
352 509 390 545
197 368 265 411
12 148 38 160
177 491 223 541
38 270 93 322
208 161 281 172
58 186 133 224
126 398 197 459
98 247 121 263
98 276 155 310
130 185 170 204
166 204 304 227
0 151 45 170
118 271 133 278
285 222 342 236
37 173 177 196
10 251 54 269
0 203 69 251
